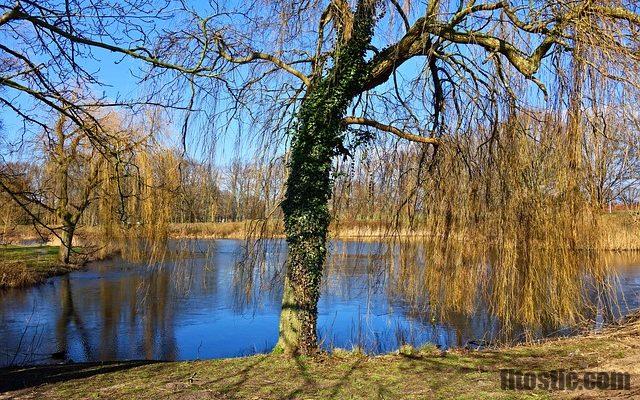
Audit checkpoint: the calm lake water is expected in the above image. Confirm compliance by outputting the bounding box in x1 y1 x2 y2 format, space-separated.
1 239 639 366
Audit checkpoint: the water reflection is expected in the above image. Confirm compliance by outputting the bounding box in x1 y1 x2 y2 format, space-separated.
0 239 638 366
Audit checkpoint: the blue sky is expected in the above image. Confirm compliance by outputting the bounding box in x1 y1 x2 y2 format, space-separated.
0 45 249 164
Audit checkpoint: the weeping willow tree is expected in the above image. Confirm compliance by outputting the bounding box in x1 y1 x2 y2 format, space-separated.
186 0 637 355
98 149 181 262
372 110 608 339
0 0 193 263
0 111 109 263
93 116 180 263
132 0 639 355
0 108 172 264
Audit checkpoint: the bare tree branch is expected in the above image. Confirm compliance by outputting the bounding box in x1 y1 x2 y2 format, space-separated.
214 34 311 86
343 116 440 145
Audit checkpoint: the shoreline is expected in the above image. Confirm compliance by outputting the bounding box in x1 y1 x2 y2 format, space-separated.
3 212 639 250
2 230 639 289
0 312 638 399
0 245 110 289
0 245 84 289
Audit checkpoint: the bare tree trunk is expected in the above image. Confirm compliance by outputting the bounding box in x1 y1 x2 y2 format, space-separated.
59 218 75 264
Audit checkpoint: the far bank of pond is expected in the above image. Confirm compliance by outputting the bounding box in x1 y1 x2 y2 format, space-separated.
5 211 640 249
168 214 640 251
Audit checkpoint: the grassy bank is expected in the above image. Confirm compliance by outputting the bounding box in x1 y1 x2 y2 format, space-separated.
0 245 80 289
170 212 640 249
3 210 639 248
1 314 638 399
599 211 640 251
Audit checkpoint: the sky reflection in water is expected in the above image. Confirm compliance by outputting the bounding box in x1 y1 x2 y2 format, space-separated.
0 239 638 366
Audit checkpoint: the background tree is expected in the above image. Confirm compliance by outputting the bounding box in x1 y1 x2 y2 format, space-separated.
0 161 34 240
0 0 209 260
44 113 102 263
0 110 140 263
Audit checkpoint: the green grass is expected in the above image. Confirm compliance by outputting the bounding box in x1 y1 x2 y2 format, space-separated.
1 317 638 399
0 245 59 267
0 245 78 288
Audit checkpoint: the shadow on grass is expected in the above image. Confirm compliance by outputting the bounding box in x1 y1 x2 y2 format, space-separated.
0 347 588 398
0 360 160 393
208 356 269 396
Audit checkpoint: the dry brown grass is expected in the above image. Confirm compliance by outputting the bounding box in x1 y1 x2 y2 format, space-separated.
170 220 425 240
4 212 640 249
599 212 640 251
0 261 38 288
170 221 272 239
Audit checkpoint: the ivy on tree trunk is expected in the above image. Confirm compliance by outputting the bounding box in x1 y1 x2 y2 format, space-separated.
275 0 377 355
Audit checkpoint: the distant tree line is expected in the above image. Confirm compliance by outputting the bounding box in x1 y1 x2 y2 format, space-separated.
3 107 637 237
